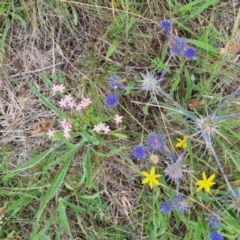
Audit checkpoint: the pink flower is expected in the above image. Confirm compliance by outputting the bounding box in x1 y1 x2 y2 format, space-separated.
81 98 91 107
93 122 111 134
75 104 83 112
68 100 76 109
103 125 110 134
63 128 71 139
60 120 72 139
75 98 91 112
114 115 123 124
0 81 3 88
59 98 68 108
60 120 72 130
46 129 55 138
64 94 73 103
52 84 65 94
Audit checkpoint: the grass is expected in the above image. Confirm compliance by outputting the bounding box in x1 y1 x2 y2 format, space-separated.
1 0 240 239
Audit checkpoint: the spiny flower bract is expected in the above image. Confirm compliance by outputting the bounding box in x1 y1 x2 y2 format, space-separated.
137 72 160 96
105 94 119 107
160 201 172 213
209 232 223 240
146 132 167 154
228 194 240 216
164 162 184 183
132 145 146 159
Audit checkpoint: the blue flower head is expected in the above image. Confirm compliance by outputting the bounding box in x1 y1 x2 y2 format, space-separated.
146 132 167 153
184 47 197 60
172 194 189 212
160 201 172 213
169 36 187 56
105 94 119 107
209 232 223 240
108 74 125 90
206 212 221 229
132 145 146 159
160 20 172 35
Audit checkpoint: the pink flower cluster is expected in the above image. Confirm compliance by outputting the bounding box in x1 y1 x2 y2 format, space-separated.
93 122 110 134
59 94 75 108
52 84 92 111
75 98 92 111
60 119 72 139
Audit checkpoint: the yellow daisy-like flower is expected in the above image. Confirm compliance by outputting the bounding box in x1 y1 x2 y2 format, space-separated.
141 166 161 189
176 136 188 149
196 171 216 193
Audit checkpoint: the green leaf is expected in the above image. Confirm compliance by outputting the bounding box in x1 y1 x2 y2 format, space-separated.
188 39 218 55
110 132 128 139
105 40 119 59
35 145 79 219
70 5 78 25
83 146 92 188
58 199 72 237
0 18 10 51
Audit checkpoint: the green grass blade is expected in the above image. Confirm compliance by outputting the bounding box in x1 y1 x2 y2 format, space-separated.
35 145 79 219
58 198 72 238
30 83 69 119
3 143 62 180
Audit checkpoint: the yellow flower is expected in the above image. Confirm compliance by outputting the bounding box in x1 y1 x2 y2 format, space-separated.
196 171 216 193
176 136 188 149
141 166 161 189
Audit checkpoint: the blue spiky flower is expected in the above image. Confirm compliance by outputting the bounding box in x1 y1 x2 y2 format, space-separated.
132 145 146 159
146 132 167 153
184 47 197 60
105 94 119 107
160 20 172 35
172 194 189 212
169 36 187 56
206 211 222 229
209 232 223 240
108 74 125 90
160 201 172 213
